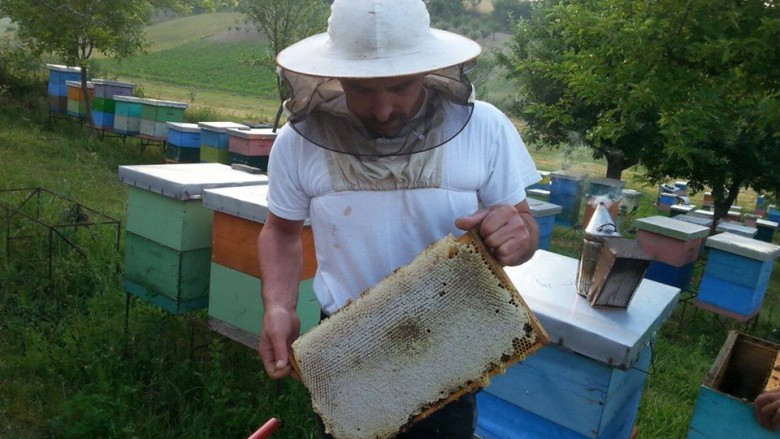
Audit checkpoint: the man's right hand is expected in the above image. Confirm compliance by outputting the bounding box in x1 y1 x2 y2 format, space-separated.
755 387 780 431
259 306 301 380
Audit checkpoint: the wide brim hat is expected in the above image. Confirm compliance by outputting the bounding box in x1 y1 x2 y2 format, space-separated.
276 0 482 79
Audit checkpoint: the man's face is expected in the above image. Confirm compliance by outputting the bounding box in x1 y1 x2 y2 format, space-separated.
340 75 426 138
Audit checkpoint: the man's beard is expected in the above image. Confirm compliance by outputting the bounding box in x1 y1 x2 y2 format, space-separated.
361 112 410 138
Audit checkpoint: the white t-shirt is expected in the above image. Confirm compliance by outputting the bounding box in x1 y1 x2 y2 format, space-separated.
267 100 540 315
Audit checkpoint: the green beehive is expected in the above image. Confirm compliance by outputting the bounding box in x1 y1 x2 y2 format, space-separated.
119 163 269 314
202 184 320 348
114 96 143 136
207 264 320 349
138 98 188 141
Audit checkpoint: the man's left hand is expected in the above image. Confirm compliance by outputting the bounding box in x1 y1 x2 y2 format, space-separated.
455 200 539 266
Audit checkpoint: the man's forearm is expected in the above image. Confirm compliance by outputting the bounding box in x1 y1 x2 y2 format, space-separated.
258 224 304 312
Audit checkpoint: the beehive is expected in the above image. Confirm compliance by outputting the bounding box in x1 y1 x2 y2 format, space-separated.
202 184 320 348
526 198 561 250
636 215 710 291
549 171 585 227
696 232 780 320
165 122 201 163
756 219 778 243
119 163 267 314
292 230 547 439
198 122 249 164
90 79 134 131
46 64 82 114
65 80 94 119
226 127 277 172
482 250 680 438
138 98 188 141
113 96 144 136
716 221 757 238
688 331 780 438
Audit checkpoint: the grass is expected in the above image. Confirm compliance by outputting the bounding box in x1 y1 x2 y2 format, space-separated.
97 39 276 97
0 101 318 439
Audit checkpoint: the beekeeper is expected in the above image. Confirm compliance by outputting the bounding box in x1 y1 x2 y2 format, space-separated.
257 0 541 437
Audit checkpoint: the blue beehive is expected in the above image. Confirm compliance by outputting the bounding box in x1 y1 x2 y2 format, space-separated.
527 198 561 250
755 219 778 243
549 171 585 227
688 331 780 438
166 122 201 164
198 122 249 164
768 205 780 223
696 232 780 320
479 250 680 439
46 64 82 114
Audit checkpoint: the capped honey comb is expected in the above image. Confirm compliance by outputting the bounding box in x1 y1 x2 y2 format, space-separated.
291 229 548 439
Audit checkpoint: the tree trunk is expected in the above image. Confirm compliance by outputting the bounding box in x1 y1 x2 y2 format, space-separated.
80 68 95 129
605 154 625 180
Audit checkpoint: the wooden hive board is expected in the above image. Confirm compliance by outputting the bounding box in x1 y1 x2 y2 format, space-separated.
765 351 780 392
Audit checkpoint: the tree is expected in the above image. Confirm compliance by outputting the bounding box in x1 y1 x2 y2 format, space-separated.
497 0 664 180
500 0 780 230
491 0 533 32
638 0 780 230
236 0 329 129
0 0 209 127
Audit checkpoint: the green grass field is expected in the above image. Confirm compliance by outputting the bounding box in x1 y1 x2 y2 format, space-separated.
2 9 779 439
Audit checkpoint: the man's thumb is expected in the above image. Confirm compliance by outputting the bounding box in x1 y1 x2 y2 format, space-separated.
455 209 489 231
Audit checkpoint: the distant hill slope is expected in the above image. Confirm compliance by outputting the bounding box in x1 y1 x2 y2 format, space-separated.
143 11 265 52
95 11 277 99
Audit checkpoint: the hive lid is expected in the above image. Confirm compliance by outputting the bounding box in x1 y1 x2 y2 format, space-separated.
165 122 200 132
526 197 562 217
635 215 710 240
65 80 94 88
504 250 680 369
46 64 82 73
138 98 188 108
670 204 697 215
715 221 757 238
113 95 143 103
118 163 268 200
198 121 249 132
550 170 586 181
675 214 713 227
225 127 279 139
202 185 271 223
705 232 780 261
757 219 779 228
91 78 134 88
621 189 643 198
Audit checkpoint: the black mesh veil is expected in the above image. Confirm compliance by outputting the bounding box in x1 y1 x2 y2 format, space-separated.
278 61 477 158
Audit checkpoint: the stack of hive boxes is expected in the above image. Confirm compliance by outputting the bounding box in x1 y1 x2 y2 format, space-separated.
227 127 277 173
119 163 267 314
202 185 320 348
65 80 94 119
165 122 202 163
635 216 709 291
138 98 188 142
46 64 82 114
113 96 144 136
696 232 780 321
90 79 135 132
477 250 680 439
198 122 249 165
